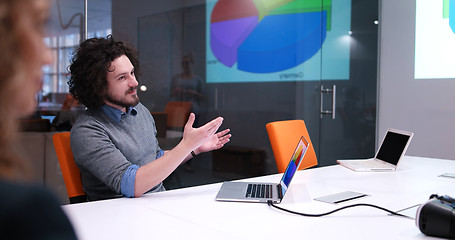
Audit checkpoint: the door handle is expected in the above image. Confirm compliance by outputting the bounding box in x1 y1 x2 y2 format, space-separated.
320 85 336 119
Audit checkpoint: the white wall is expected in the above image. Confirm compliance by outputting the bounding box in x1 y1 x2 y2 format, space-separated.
378 0 455 160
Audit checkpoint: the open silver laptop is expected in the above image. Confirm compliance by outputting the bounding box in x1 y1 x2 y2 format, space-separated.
337 128 414 171
215 136 310 203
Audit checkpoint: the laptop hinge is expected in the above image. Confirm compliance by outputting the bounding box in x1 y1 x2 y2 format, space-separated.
277 185 283 199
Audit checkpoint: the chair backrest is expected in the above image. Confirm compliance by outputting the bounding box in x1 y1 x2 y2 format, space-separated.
164 101 192 128
52 132 87 203
266 120 318 173
20 119 51 132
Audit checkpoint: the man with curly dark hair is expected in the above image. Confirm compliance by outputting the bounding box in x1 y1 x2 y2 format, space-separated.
68 35 231 201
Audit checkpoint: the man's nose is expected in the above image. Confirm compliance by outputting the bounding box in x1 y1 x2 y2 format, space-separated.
129 75 138 87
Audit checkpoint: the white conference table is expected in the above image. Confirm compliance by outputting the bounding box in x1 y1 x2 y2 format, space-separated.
63 156 455 240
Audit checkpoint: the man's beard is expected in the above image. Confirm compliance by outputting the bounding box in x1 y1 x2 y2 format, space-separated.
105 88 140 108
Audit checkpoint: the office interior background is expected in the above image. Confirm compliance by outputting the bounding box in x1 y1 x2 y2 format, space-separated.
36 0 454 199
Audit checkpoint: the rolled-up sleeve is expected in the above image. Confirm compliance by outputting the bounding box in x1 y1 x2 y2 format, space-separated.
157 149 164 159
120 150 165 198
120 165 139 198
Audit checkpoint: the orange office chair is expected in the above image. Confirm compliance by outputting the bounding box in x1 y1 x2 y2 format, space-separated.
266 120 318 173
164 101 192 129
52 132 87 204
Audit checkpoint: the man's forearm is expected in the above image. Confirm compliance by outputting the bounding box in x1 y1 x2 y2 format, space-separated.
134 142 192 196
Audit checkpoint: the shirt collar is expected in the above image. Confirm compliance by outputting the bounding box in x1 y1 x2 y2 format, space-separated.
102 104 138 122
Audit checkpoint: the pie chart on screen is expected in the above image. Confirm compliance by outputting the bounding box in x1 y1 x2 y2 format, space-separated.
210 0 332 73
292 145 303 162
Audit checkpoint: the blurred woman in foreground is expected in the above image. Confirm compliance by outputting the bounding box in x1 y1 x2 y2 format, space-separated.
0 0 77 238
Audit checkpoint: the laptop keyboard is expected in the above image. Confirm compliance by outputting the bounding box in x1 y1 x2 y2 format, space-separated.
349 160 392 169
245 184 272 198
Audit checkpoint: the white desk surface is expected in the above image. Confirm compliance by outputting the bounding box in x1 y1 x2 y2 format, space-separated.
63 156 455 240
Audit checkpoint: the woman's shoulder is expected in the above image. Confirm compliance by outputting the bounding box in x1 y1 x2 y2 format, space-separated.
0 179 63 213
0 179 77 239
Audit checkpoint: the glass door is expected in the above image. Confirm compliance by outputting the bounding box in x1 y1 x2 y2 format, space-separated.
318 0 378 166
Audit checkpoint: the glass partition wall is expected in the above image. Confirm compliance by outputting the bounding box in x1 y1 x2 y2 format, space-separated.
128 0 379 190
42 0 112 113
46 0 378 190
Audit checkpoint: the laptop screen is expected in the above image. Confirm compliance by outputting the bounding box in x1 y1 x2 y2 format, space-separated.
375 130 412 165
41 115 56 123
279 136 309 194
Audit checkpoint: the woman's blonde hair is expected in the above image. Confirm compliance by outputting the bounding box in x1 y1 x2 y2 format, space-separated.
0 0 36 180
